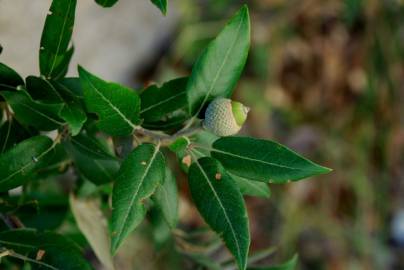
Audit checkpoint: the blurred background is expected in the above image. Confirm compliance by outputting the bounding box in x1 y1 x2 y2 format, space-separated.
1 0 404 269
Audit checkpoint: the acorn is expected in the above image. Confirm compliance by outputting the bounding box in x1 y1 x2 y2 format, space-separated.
203 97 250 137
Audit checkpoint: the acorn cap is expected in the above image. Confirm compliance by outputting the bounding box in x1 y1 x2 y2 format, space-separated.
231 101 250 126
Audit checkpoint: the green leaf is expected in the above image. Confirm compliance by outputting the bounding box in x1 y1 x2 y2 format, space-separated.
188 157 250 270
168 136 190 157
192 130 219 155
148 207 172 249
14 191 69 230
68 132 116 160
36 144 70 179
59 101 87 136
0 63 24 91
111 143 165 254
70 195 115 270
140 77 188 122
0 136 54 192
26 76 87 135
0 120 37 154
40 0 77 79
95 0 119 8
1 90 64 131
141 112 189 131
78 66 140 136
230 173 271 198
153 166 179 228
169 136 192 173
64 138 119 185
55 78 87 135
245 246 277 267
206 137 331 183
186 5 250 116
185 253 223 270
0 229 93 270
248 254 298 270
151 0 167 15
26 75 63 102
40 46 75 80
58 77 84 102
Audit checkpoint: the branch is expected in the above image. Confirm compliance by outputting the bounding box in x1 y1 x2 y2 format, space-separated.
135 123 203 145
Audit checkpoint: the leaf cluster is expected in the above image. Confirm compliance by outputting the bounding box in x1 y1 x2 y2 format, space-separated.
0 1 331 269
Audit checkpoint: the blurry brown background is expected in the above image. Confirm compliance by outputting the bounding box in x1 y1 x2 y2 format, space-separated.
1 0 404 269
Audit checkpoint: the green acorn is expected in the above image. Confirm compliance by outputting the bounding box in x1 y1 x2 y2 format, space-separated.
203 97 250 137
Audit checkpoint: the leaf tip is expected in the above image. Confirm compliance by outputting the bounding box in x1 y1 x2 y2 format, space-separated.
110 236 120 256
316 165 333 175
239 4 250 19
240 4 249 12
77 65 85 74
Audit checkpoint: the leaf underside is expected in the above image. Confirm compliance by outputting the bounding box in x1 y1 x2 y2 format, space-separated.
153 166 179 228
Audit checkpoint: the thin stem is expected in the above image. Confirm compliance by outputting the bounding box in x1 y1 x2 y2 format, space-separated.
191 148 206 159
3 103 12 121
1 249 58 270
188 151 200 166
0 213 14 229
135 123 203 145
179 116 197 133
190 143 213 152
0 249 11 258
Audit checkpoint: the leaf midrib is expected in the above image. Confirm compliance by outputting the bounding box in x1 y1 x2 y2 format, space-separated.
191 11 246 117
140 91 185 114
193 158 243 266
0 240 38 249
56 81 84 100
153 0 166 12
0 84 17 91
46 0 74 77
156 182 176 227
1 120 12 153
42 77 64 101
93 159 114 180
18 102 64 125
82 72 138 131
115 144 160 243
230 173 269 197
71 137 113 159
199 145 309 172
0 141 55 185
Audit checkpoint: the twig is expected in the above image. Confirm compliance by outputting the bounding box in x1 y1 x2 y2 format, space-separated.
1 249 58 270
135 123 203 145
0 213 14 229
